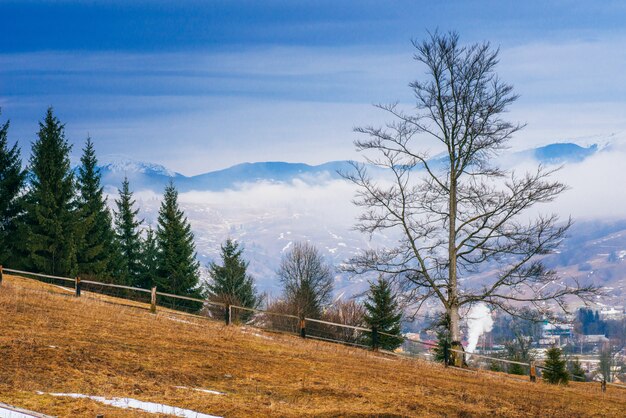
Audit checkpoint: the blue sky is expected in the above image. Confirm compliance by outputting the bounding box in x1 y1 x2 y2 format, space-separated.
2 0 626 174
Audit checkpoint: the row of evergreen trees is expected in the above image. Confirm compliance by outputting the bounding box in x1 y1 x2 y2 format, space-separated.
0 108 200 297
1 108 403 346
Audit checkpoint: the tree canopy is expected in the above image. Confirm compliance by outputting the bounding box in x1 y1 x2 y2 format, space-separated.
344 32 596 360
206 238 258 308
22 108 78 276
155 181 201 297
363 277 403 350
76 137 116 278
0 110 26 266
113 177 143 285
278 241 333 319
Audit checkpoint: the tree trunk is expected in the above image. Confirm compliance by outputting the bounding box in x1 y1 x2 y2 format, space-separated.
448 303 463 366
448 170 463 366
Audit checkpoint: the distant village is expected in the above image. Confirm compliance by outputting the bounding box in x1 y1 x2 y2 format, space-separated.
405 305 626 383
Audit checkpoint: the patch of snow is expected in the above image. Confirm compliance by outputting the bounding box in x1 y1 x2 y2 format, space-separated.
327 230 342 240
371 355 397 362
0 402 53 418
281 241 293 253
37 392 221 418
101 158 177 177
163 316 197 325
240 330 273 340
174 386 225 395
52 285 74 293
334 291 345 301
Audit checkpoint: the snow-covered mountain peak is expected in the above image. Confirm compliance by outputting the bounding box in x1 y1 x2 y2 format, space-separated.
100 156 177 177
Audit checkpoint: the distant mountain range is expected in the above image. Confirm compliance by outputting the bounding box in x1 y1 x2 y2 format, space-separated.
515 142 599 164
90 141 626 306
99 160 356 192
97 142 600 192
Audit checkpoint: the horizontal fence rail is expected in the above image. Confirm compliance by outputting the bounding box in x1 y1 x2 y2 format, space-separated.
230 305 301 334
304 317 372 348
155 291 219 304
2 265 625 392
4 268 75 283
81 280 152 293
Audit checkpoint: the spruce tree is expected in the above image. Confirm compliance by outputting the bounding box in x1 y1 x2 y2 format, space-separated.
206 239 258 308
76 137 116 279
23 108 78 276
508 362 525 376
542 346 569 385
0 111 26 266
155 181 200 298
505 334 533 375
432 314 452 364
569 357 586 382
139 226 159 289
113 177 143 285
363 277 403 350
433 331 453 364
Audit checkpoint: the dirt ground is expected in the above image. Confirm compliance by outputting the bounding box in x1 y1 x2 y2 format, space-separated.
1 274 625 417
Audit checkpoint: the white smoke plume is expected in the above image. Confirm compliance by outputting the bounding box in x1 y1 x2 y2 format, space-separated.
465 303 494 355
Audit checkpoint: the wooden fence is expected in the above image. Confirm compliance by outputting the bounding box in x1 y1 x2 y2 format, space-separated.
1 265 625 392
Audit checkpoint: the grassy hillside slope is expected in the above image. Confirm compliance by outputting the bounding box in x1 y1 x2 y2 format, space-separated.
0 274 624 417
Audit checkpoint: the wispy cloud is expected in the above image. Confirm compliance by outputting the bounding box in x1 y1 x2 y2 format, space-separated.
2 36 626 174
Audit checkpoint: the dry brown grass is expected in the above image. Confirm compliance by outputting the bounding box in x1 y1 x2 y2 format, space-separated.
1 274 624 417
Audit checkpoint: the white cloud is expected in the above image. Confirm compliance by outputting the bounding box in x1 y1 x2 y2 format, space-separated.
547 147 626 220
4 36 626 176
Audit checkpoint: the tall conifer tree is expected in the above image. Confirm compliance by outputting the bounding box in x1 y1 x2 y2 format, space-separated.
363 277 403 350
569 357 586 382
23 108 78 276
156 181 200 297
0 111 26 266
113 177 143 285
206 239 258 307
76 137 115 278
543 346 569 384
139 226 159 289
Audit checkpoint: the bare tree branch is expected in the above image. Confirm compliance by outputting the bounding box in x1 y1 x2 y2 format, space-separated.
341 31 598 353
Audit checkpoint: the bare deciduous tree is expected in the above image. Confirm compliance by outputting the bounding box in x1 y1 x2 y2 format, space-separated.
323 299 366 327
321 299 366 345
278 241 334 319
343 31 597 362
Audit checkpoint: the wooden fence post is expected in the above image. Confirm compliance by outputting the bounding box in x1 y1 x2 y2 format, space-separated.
75 277 81 297
0 265 3 286
443 341 449 367
225 304 231 325
300 319 306 338
601 379 606 393
150 286 157 314
371 326 379 351
529 361 536 382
